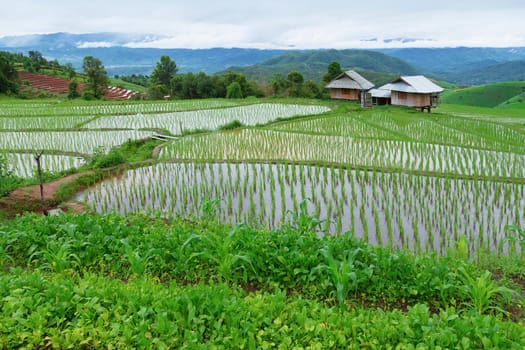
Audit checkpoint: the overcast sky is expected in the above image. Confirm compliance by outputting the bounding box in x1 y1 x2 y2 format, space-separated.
2 0 525 48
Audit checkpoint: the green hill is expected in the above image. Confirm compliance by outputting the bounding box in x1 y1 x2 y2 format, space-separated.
442 60 525 85
224 49 419 85
440 81 525 108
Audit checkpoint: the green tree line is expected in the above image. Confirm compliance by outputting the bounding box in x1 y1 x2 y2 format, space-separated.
1 51 343 100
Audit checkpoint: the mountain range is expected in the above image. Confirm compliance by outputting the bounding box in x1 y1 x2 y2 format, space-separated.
2 32 525 86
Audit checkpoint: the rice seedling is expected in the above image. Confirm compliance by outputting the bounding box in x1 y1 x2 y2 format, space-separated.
2 152 85 178
159 129 525 179
0 99 242 118
80 162 525 257
84 104 330 134
0 130 153 155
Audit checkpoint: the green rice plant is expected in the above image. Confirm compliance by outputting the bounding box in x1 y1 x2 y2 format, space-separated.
505 225 525 252
1 130 153 155
86 103 330 134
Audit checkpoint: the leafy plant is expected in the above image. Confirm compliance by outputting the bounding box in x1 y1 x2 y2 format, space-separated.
505 224 525 251
285 199 324 234
0 154 24 197
183 224 255 283
311 246 373 306
458 266 517 315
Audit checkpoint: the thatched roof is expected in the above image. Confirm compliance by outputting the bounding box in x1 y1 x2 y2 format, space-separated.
325 70 374 90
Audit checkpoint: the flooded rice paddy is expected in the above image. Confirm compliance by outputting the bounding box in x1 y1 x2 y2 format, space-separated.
80 162 525 255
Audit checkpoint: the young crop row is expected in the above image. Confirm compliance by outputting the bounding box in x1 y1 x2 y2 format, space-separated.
270 112 525 154
1 213 522 311
1 269 522 348
3 152 85 178
431 117 525 153
0 130 154 155
80 162 525 256
357 113 525 153
84 104 331 134
159 129 525 179
0 99 242 117
270 114 402 139
0 115 94 130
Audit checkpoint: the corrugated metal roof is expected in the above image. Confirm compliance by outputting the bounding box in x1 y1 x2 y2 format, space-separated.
389 76 444 94
325 70 374 90
369 88 391 98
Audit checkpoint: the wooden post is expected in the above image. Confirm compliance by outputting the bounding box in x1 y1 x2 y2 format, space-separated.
34 150 47 215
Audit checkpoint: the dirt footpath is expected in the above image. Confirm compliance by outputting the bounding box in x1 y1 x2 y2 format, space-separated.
1 172 92 216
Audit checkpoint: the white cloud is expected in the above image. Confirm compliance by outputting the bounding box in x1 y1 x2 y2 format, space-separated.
76 41 116 48
1 0 525 48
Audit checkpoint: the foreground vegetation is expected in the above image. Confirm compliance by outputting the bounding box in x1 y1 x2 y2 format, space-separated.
0 213 523 348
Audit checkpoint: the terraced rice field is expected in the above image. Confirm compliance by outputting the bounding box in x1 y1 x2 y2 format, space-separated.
5 100 525 256
0 130 154 155
159 129 525 179
0 101 330 177
81 162 525 254
85 104 331 134
3 152 85 178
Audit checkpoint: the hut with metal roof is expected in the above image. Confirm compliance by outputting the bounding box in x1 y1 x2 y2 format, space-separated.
373 76 444 111
325 70 374 104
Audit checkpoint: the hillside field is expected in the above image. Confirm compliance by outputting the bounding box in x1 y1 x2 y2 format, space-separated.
440 81 525 108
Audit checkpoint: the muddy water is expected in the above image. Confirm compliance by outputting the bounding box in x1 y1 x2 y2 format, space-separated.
79 162 525 255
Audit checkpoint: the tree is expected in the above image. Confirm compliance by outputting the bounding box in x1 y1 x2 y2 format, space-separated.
270 74 290 96
67 80 80 99
150 55 177 97
322 61 343 85
82 56 109 99
64 63 76 79
226 81 243 99
287 71 305 97
287 70 304 85
0 53 19 95
302 80 321 98
28 50 46 72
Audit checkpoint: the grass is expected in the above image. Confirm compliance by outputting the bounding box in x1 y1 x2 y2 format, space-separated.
436 103 525 120
441 81 525 108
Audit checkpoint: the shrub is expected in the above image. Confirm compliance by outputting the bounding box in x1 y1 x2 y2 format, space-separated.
218 120 244 130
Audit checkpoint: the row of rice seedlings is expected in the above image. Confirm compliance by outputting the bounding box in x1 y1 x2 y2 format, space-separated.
272 111 525 154
159 129 525 179
269 114 402 139
0 99 242 118
84 104 331 134
0 115 94 130
0 130 153 155
80 162 525 256
356 113 525 153
432 117 525 153
4 152 85 178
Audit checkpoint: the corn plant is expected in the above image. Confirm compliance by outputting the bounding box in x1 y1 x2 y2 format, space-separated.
285 199 324 234
183 224 255 283
311 246 374 306
458 266 517 315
